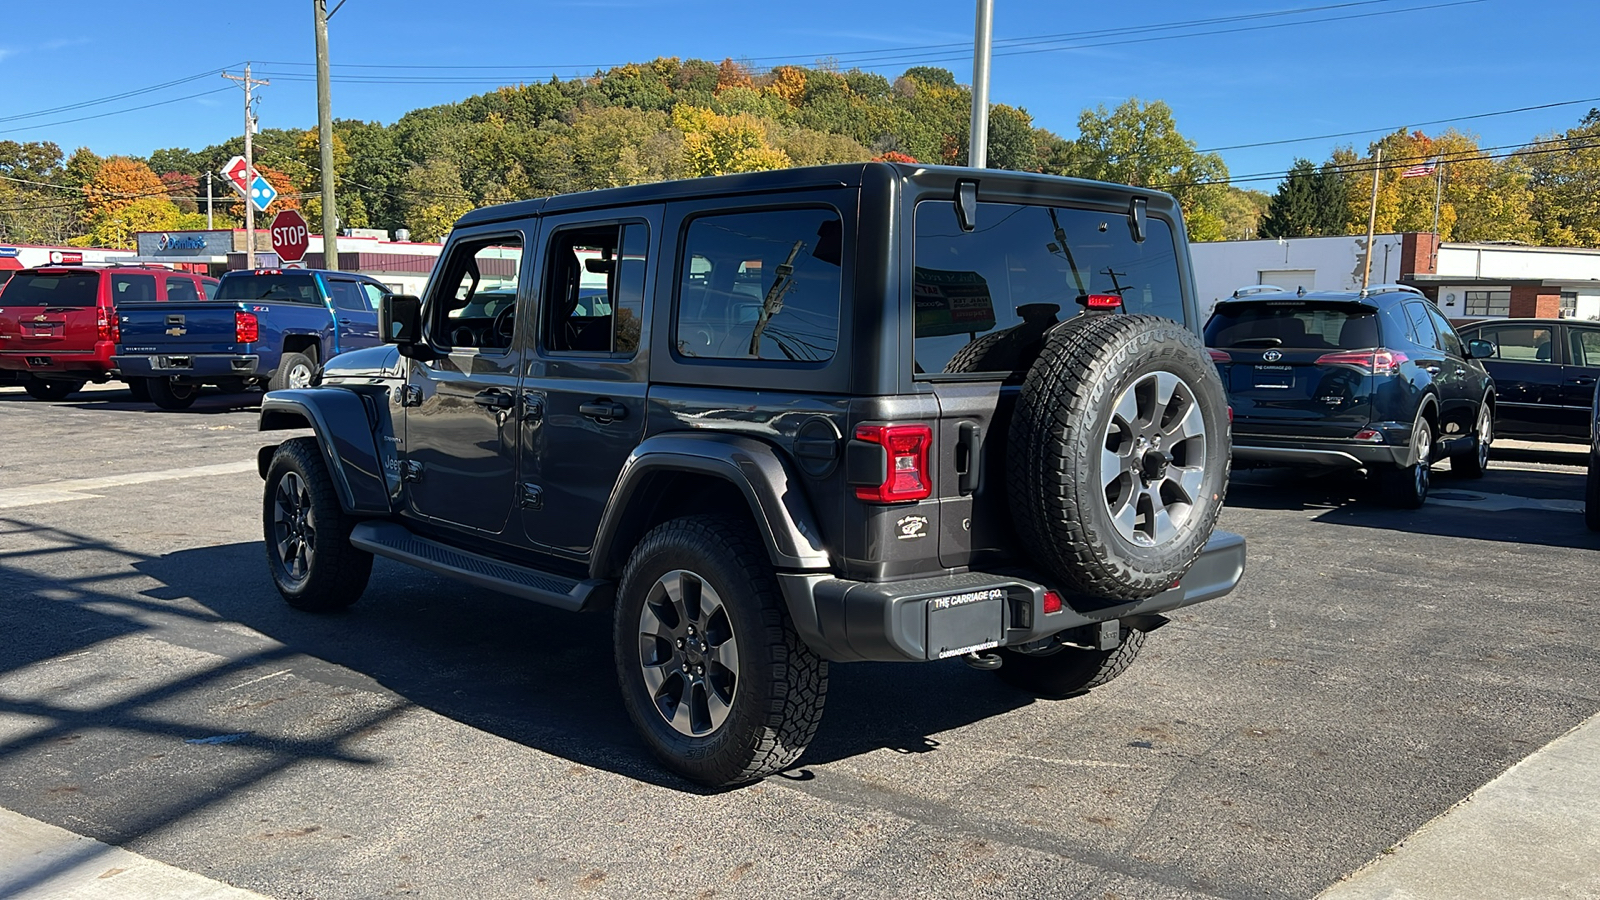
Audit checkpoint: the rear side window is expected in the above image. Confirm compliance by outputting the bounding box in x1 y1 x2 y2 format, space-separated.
216 273 321 303
1404 302 1440 350
0 272 99 306
327 279 372 312
914 200 1185 377
111 274 158 302
675 208 842 362
199 278 219 300
1569 328 1600 367
165 277 199 303
545 223 648 356
1205 303 1378 350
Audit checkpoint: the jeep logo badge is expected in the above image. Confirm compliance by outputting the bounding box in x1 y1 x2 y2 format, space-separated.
1263 349 1283 362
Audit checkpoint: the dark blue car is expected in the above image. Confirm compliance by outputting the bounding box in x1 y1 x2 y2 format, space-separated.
1205 285 1496 507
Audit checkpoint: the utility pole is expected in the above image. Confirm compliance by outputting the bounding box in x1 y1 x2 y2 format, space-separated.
223 64 269 269
1360 146 1382 295
314 0 339 271
968 0 994 169
205 171 213 230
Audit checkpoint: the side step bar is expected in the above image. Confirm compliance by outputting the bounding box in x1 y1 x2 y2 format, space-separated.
349 521 611 612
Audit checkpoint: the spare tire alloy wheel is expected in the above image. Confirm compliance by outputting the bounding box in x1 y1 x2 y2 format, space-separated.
1009 315 1229 601
637 570 739 737
1102 370 1208 548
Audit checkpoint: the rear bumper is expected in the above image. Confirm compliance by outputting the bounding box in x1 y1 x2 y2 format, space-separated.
1232 424 1415 469
777 530 1246 663
113 354 261 381
0 346 116 378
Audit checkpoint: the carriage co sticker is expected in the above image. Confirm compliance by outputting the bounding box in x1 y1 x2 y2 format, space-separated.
896 515 928 540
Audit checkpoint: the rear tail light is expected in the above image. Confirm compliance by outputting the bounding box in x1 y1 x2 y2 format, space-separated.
97 306 116 343
1353 428 1385 443
853 424 932 503
1207 348 1231 363
1042 591 1064 615
1083 293 1123 310
1314 348 1408 375
236 311 260 344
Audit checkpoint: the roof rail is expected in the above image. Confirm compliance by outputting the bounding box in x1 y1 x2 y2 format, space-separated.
1363 283 1425 298
1230 284 1287 299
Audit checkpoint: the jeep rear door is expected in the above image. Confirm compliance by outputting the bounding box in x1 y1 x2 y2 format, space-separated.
909 195 1191 571
517 208 659 557
401 226 531 535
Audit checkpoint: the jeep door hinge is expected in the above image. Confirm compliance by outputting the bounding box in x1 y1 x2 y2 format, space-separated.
518 483 544 510
401 460 423 483
399 385 423 407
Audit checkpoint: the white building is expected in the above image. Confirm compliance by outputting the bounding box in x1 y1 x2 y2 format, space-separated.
1192 233 1600 323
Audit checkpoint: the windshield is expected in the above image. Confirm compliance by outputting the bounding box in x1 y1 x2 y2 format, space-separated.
913 200 1185 377
216 273 321 303
0 272 100 307
1206 302 1378 350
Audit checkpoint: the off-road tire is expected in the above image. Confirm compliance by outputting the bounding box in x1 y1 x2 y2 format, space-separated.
147 377 199 410
23 377 82 401
126 378 151 402
1450 401 1491 478
1384 414 1433 509
269 352 317 393
613 515 828 788
1586 446 1600 532
262 437 372 611
996 627 1146 698
1008 314 1230 601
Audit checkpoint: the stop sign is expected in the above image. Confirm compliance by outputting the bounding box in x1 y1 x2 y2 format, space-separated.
270 210 310 264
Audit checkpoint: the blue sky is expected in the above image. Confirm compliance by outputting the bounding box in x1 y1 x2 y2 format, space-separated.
2 0 1596 193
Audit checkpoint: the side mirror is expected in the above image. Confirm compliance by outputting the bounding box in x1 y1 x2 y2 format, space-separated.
380 293 422 346
1466 339 1495 360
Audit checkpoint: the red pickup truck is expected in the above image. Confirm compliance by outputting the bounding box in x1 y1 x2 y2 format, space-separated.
0 266 218 400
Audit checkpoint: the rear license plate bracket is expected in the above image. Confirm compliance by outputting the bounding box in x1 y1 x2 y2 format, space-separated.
1253 365 1292 389
158 356 193 369
25 356 51 367
925 588 1005 660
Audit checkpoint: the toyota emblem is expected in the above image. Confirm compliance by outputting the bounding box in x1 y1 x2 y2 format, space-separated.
1263 349 1283 362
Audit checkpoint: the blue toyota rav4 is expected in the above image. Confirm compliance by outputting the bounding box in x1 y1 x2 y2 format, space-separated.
1206 285 1496 507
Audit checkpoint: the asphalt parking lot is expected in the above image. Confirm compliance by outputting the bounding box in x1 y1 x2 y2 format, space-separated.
1 381 1597 900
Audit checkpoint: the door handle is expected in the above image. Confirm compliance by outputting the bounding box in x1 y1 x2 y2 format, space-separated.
473 389 515 410
1422 365 1441 375
579 399 627 421
1570 377 1597 386
338 318 352 325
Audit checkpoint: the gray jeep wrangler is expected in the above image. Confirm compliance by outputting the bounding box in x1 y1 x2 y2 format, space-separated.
257 162 1246 787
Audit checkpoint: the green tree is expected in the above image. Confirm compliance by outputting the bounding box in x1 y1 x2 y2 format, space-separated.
401 157 475 242
1260 159 1347 238
1526 109 1600 247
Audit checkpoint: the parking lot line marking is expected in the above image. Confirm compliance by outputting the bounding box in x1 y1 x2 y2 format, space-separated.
0 461 257 510
0 806 272 899
224 668 294 692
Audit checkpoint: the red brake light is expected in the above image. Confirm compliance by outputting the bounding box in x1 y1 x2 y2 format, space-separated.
97 306 115 343
1315 348 1408 375
1208 348 1231 363
1084 293 1122 310
236 311 260 343
1042 591 1064 615
854 424 932 503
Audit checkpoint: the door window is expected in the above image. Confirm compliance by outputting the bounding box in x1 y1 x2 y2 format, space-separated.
1425 306 1464 357
328 279 372 312
1569 327 1600 367
543 222 648 356
430 235 524 352
165 277 200 303
200 278 219 299
360 283 387 309
675 208 841 362
111 273 158 302
1477 324 1555 362
1404 302 1441 350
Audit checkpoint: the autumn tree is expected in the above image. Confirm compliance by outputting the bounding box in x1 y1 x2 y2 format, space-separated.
1526 109 1600 247
671 105 790 177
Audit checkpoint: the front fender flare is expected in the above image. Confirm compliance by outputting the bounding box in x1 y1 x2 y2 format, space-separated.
591 433 831 577
259 388 392 515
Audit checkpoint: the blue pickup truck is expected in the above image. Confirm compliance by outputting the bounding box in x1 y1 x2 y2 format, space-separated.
113 269 393 409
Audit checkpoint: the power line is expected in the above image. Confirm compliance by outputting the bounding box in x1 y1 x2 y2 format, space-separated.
249 0 1486 84
0 65 243 125
0 87 237 136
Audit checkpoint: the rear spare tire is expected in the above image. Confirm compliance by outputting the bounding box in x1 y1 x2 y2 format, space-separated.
1009 314 1229 601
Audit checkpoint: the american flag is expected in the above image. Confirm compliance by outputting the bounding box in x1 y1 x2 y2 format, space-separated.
1400 162 1437 179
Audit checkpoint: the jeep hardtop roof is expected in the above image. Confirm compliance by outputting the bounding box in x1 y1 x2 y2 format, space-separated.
453 162 1184 229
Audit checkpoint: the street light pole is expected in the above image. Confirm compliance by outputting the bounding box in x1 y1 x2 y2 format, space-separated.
968 0 994 169
314 0 339 271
